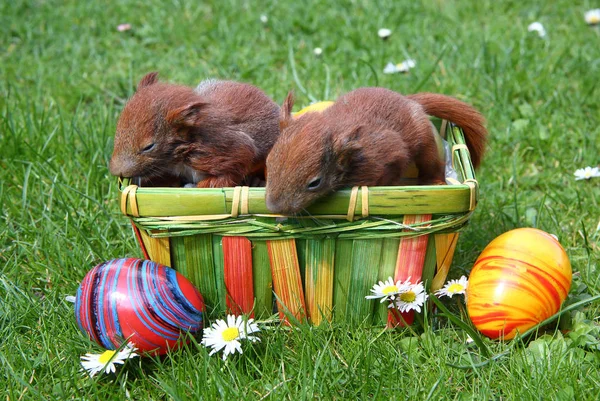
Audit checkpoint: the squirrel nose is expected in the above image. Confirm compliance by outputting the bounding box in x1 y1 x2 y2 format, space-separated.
108 158 120 176
109 156 135 177
265 192 282 214
265 196 278 213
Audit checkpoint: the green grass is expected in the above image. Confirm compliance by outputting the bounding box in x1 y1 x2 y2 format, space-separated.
1 0 599 399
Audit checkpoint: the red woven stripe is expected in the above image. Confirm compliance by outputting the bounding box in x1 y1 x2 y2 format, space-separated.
223 237 255 317
388 214 432 328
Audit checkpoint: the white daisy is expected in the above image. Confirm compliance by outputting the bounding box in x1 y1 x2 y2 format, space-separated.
397 58 416 72
378 28 392 39
365 277 409 303
584 9 600 25
574 166 600 180
80 344 138 378
383 59 416 74
201 315 260 360
527 22 546 38
383 62 398 74
260 14 268 24
117 23 132 32
313 47 323 56
435 275 468 298
391 281 428 313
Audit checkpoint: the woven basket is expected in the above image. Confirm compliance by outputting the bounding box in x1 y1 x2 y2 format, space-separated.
118 120 478 326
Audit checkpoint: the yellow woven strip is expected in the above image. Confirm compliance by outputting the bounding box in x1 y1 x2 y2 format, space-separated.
304 239 334 325
451 144 469 167
267 239 306 323
347 186 359 222
361 186 369 218
440 119 448 139
122 185 140 217
120 185 138 215
464 179 478 211
241 186 250 215
130 188 140 217
120 188 129 215
231 186 241 218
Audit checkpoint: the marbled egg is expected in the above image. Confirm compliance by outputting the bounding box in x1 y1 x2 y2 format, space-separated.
466 228 571 340
75 258 204 354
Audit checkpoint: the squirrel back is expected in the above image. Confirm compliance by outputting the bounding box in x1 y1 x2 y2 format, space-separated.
109 73 280 188
265 87 487 214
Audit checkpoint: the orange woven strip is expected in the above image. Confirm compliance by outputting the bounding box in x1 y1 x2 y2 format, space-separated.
431 233 460 291
267 239 306 323
388 214 432 328
223 236 255 317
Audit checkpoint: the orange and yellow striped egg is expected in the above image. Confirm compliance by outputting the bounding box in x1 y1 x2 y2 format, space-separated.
466 228 572 340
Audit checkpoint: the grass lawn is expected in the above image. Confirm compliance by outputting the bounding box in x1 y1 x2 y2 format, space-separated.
1 0 599 399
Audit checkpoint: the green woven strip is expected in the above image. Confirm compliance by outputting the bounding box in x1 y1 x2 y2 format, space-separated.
296 238 307 285
373 238 400 325
211 235 226 316
133 212 473 240
332 239 353 321
346 239 384 325
251 240 273 318
421 236 438 292
170 235 222 315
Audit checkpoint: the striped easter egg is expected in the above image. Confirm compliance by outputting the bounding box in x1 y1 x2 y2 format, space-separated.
466 228 571 340
75 258 204 355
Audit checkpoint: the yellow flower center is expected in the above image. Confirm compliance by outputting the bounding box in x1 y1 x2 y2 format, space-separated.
382 285 398 295
400 291 416 303
590 15 600 24
447 283 465 293
98 350 116 364
221 327 240 342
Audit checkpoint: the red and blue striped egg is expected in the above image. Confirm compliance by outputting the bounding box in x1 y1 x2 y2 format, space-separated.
75 258 204 355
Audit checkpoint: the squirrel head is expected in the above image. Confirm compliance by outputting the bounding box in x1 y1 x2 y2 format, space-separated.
109 72 208 179
265 92 364 214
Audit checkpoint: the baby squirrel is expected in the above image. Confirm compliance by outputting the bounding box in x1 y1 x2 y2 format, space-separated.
265 87 487 214
109 72 280 188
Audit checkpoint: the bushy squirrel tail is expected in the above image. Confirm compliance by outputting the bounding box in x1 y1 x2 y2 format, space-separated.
407 93 487 169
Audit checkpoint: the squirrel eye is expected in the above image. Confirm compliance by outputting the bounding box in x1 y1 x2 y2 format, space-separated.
141 143 155 153
307 177 322 190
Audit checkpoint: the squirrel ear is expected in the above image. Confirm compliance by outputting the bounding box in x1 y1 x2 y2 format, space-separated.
166 101 207 127
279 91 294 131
333 126 363 170
137 72 159 90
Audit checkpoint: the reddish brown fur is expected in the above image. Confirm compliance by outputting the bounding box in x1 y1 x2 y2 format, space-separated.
406 93 486 168
109 73 280 187
265 87 487 214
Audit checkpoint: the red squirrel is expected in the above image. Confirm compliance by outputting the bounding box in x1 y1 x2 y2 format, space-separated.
109 72 280 188
265 87 487 214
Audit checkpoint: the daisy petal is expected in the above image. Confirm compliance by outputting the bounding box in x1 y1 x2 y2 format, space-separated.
202 314 261 360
